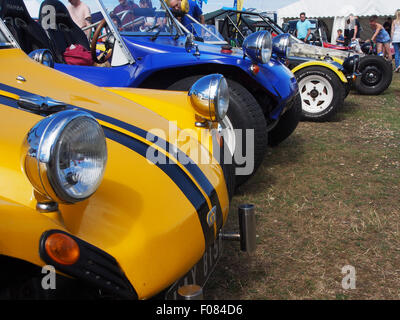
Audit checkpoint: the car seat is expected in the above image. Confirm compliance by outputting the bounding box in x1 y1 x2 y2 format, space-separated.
0 0 55 55
39 0 90 63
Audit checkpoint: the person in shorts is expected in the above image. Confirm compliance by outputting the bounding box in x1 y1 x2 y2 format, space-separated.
369 15 392 61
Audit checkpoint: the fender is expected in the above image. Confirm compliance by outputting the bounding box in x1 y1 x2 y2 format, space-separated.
291 61 348 83
0 196 68 268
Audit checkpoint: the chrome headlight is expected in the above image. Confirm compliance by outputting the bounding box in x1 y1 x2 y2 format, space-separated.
188 74 230 122
272 33 291 58
242 31 272 64
28 49 55 68
24 110 107 204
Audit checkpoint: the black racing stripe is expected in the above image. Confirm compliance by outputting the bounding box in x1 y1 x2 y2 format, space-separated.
86 110 216 199
103 127 215 247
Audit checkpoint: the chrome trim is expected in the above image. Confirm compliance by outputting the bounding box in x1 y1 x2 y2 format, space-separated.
36 201 59 213
28 49 55 68
16 76 26 82
272 33 291 58
24 110 107 204
177 285 203 300
220 204 257 254
242 31 272 64
188 74 229 122
0 19 20 49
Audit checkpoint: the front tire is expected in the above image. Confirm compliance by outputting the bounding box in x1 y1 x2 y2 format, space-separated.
295 66 345 122
354 55 392 95
268 92 302 147
168 76 268 187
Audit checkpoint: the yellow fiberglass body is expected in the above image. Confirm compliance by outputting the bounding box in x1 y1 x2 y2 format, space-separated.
0 48 230 299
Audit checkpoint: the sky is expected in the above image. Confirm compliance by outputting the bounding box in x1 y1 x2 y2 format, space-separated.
25 0 299 17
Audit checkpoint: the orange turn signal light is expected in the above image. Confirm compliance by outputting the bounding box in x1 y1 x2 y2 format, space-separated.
45 233 80 265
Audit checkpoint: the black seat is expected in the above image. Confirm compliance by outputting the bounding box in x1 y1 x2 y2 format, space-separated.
0 0 55 55
39 0 90 62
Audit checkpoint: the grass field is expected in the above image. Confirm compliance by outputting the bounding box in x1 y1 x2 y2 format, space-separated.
206 73 400 300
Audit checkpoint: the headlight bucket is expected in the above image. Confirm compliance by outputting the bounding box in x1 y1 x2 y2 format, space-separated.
188 74 230 122
242 31 272 64
343 55 360 74
28 49 55 68
272 33 291 58
24 110 107 204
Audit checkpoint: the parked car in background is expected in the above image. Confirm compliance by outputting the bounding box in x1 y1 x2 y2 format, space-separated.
204 9 361 121
284 18 393 96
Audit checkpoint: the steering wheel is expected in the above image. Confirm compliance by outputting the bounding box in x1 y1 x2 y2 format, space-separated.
91 19 113 64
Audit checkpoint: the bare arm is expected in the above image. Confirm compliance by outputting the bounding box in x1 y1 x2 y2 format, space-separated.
305 28 311 42
391 21 395 39
371 25 382 42
200 14 205 25
353 25 358 40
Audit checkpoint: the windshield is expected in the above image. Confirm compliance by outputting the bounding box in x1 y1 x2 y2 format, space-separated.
191 24 225 43
93 0 182 37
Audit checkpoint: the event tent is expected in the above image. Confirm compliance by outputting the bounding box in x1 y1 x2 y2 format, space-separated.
277 0 399 42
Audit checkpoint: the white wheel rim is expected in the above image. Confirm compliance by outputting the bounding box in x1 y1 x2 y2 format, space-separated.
298 75 334 114
218 115 236 156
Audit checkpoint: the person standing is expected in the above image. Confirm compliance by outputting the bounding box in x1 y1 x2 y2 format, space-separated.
67 0 91 39
369 15 392 62
384 17 392 35
391 10 400 72
344 14 360 45
295 12 312 43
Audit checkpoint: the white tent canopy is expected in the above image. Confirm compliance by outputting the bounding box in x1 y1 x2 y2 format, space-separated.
277 0 399 42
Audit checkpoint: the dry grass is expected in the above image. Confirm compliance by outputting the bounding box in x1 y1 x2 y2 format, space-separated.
206 73 400 300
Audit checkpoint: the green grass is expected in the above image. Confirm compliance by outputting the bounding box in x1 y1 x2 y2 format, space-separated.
205 73 400 300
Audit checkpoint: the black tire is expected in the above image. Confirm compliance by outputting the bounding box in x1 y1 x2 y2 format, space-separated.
168 76 268 187
344 82 351 99
294 66 345 122
268 92 302 147
354 55 393 95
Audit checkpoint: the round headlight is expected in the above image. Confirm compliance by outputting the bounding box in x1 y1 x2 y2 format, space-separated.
24 110 107 204
242 31 272 64
272 33 291 58
188 74 230 122
28 49 55 68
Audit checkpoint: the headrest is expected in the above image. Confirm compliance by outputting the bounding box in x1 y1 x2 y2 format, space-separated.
39 0 74 29
0 0 32 20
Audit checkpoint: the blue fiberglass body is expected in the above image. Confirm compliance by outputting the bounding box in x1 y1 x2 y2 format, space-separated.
55 34 298 120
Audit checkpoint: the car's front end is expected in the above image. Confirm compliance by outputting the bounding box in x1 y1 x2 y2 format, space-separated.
0 41 247 299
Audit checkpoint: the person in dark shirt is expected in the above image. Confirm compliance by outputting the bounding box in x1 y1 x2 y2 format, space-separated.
336 29 345 45
383 17 392 35
113 0 139 31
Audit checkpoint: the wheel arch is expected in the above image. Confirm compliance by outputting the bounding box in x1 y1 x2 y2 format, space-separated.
137 63 278 118
292 61 348 83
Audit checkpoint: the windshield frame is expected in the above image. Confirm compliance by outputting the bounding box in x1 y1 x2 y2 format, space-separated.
96 0 135 64
0 19 20 50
